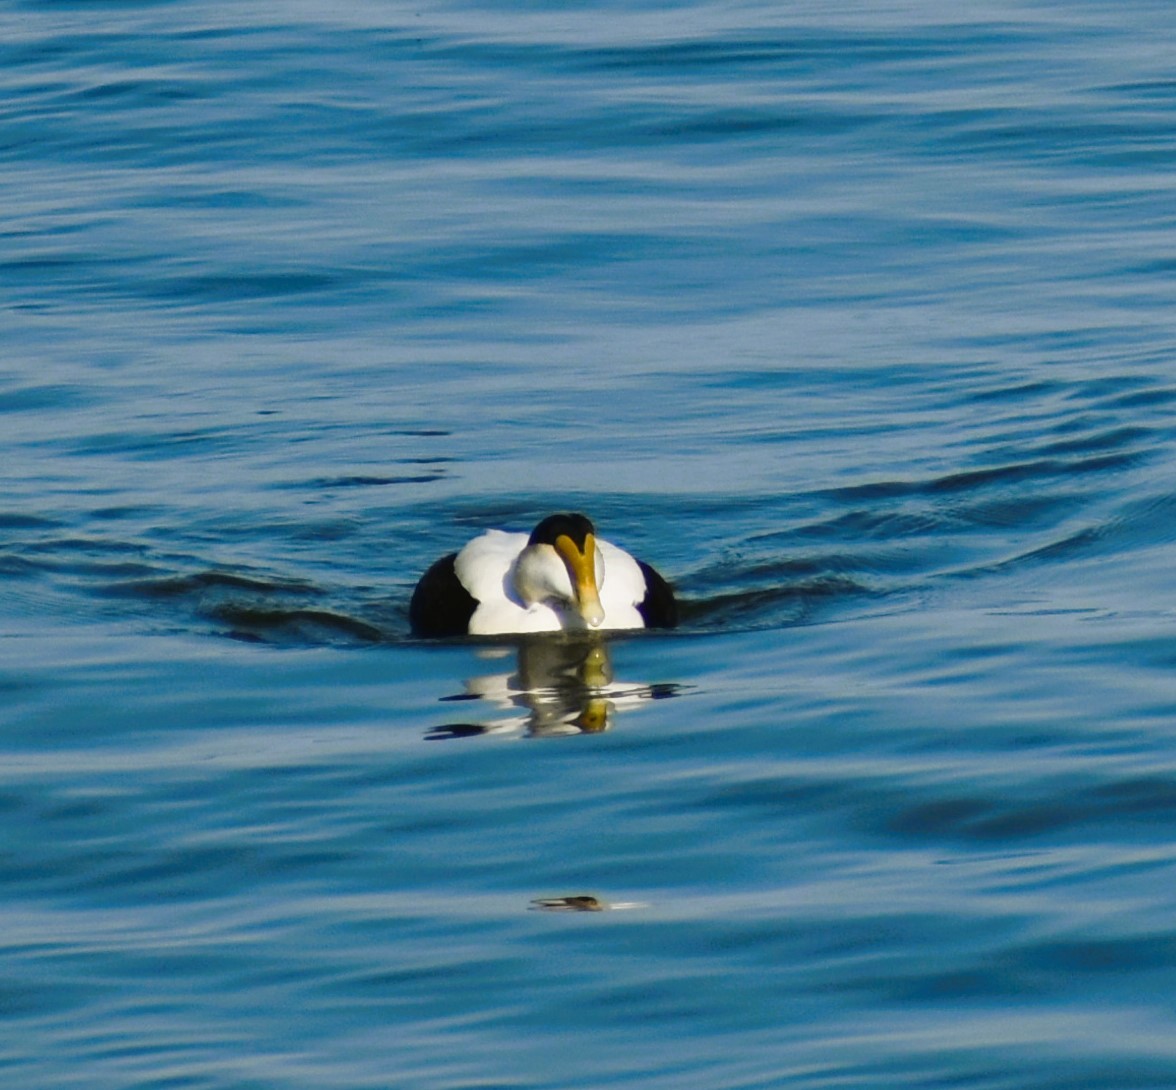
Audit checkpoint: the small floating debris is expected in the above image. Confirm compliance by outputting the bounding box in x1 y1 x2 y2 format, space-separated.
531 895 606 912
529 895 647 912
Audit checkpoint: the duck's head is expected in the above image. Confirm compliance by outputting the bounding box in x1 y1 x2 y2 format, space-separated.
515 512 605 628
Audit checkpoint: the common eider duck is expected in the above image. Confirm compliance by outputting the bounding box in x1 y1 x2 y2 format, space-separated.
409 512 677 637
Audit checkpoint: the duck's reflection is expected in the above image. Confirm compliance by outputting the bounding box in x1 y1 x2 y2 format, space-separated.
426 636 682 740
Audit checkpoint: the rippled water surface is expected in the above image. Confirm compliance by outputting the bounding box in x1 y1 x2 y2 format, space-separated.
5 3 1176 1088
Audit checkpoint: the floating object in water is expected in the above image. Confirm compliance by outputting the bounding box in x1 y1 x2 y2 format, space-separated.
530 894 648 912
530 895 608 912
410 513 677 637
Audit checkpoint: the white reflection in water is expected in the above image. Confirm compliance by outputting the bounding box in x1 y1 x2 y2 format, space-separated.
427 637 685 740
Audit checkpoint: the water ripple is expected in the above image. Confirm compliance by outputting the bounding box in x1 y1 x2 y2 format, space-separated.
5 5 1176 1087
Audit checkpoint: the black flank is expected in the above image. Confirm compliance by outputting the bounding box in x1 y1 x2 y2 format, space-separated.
636 560 678 629
409 552 478 638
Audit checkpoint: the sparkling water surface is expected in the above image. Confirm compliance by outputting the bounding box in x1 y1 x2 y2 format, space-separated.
4 2 1176 1088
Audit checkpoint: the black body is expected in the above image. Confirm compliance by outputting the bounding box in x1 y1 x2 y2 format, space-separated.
635 560 677 629
409 552 478 638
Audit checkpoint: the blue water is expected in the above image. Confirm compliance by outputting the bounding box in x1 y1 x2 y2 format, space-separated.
4 3 1176 1087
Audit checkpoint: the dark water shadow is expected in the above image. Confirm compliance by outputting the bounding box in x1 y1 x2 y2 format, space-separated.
104 569 388 646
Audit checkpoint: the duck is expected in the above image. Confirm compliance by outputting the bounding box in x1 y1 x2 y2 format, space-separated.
409 512 677 637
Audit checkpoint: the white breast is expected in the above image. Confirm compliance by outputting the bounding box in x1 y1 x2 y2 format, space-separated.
453 530 647 635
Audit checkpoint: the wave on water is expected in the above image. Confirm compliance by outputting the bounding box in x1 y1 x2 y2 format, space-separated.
106 569 392 646
3 382 1168 648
